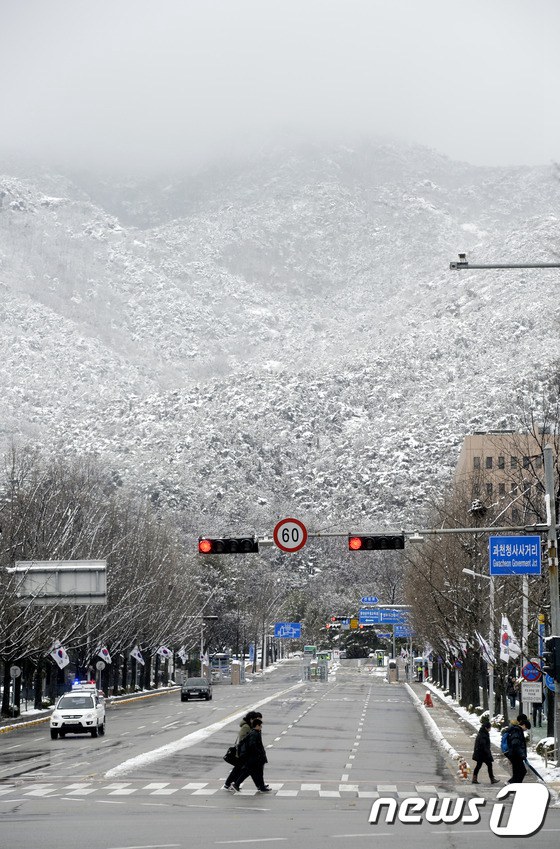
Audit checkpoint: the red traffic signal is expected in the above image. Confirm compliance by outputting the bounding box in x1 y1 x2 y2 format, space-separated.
348 534 405 551
198 537 259 554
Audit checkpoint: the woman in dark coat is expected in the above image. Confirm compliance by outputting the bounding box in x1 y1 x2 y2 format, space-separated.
234 718 270 792
222 711 262 792
472 719 498 784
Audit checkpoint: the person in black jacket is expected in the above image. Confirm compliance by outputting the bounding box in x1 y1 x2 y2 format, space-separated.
504 714 531 784
222 711 262 792
472 720 498 784
234 718 270 792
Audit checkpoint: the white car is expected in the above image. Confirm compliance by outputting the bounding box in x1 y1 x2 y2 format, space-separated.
50 687 106 739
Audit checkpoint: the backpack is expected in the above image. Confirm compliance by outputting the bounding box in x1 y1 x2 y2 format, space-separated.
501 728 511 756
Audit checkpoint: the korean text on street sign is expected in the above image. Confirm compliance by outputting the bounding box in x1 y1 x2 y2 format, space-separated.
273 518 308 553
360 596 379 605
394 625 415 638
521 681 543 703
274 622 302 639
358 608 409 625
488 535 541 575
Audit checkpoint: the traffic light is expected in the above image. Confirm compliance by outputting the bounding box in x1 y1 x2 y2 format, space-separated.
348 534 405 551
542 635 560 679
198 537 259 554
330 615 349 623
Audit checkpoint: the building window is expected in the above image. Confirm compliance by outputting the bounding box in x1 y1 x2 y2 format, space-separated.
535 455 543 468
511 483 518 495
499 483 506 496
473 456 481 470
486 456 493 469
511 508 520 523
486 482 493 496
511 456 518 468
472 484 480 498
498 456 505 469
523 456 530 469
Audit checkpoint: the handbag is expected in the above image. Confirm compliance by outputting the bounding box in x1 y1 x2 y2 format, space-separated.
223 745 238 766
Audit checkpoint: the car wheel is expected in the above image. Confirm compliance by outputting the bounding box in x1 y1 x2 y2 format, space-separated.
50 729 58 740
59 731 66 738
181 695 186 702
91 726 98 738
98 722 105 736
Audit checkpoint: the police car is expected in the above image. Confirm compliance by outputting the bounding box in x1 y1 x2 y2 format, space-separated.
50 681 106 739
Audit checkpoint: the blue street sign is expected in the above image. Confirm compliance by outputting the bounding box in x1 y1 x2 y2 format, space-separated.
360 596 379 605
376 632 392 639
249 643 255 662
488 535 541 576
394 625 415 638
274 622 302 639
545 674 556 693
359 608 409 625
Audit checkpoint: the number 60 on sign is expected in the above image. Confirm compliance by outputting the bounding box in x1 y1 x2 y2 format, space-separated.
273 518 308 553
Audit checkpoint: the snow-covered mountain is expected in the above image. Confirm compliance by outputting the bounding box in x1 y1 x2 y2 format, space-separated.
1 141 559 541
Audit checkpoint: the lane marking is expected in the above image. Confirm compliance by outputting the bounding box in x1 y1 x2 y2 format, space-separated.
105 682 305 777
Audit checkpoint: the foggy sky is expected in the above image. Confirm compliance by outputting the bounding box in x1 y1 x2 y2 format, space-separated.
1 0 559 174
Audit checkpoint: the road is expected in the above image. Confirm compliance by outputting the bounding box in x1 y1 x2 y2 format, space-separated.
1 659 559 848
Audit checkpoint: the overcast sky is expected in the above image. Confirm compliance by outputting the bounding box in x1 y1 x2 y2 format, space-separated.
1 0 558 174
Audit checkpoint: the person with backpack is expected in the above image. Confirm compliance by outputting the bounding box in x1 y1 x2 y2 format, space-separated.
502 713 531 784
472 719 498 784
234 717 270 792
222 710 262 792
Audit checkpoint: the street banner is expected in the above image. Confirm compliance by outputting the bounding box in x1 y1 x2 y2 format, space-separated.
157 646 172 659
96 645 112 664
475 630 495 665
178 647 188 664
49 640 70 669
130 644 145 666
500 615 521 662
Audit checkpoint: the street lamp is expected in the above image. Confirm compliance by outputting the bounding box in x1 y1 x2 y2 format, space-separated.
200 615 218 679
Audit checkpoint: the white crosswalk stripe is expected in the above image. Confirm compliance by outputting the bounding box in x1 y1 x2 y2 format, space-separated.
0 780 492 801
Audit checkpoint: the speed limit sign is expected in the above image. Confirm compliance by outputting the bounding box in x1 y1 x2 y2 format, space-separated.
273 518 308 553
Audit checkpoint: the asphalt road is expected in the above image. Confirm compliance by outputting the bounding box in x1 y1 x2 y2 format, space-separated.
1 660 559 848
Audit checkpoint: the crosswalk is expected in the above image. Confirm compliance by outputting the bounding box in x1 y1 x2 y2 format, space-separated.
0 780 496 801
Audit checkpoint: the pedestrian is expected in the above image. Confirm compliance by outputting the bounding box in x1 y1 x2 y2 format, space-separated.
531 698 543 728
504 713 531 784
234 717 270 792
506 675 517 709
222 710 262 792
471 719 498 784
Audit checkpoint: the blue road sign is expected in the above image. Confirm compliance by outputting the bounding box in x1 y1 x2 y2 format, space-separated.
545 674 556 693
360 596 379 605
359 608 409 625
394 625 415 638
488 535 541 576
274 622 302 639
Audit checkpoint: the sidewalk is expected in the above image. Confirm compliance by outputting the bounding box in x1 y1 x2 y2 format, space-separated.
407 679 560 792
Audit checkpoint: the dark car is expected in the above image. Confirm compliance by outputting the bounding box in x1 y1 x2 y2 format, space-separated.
181 677 212 701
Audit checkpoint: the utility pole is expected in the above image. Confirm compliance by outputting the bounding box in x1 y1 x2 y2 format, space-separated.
544 445 560 759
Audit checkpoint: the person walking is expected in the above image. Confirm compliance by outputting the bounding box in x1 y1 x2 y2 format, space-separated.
504 713 531 784
471 719 498 784
234 717 270 792
222 711 262 792
506 676 517 710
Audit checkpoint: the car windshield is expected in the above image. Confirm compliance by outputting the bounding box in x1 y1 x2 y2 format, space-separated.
57 695 95 709
186 678 207 686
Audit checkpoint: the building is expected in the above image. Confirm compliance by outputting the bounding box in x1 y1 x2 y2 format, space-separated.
454 430 548 525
